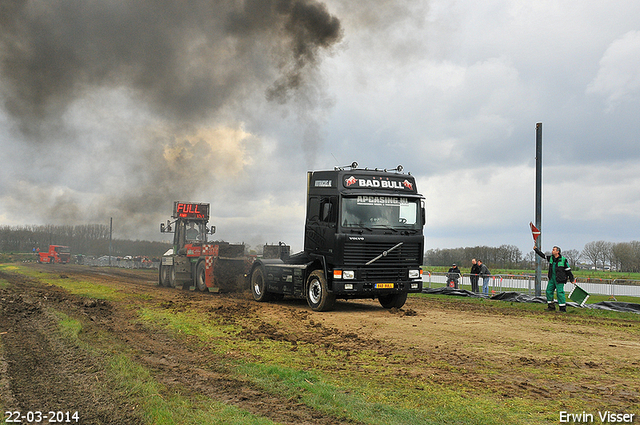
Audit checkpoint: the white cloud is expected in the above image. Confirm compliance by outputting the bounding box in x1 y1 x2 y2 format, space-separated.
587 30 640 111
3 0 640 258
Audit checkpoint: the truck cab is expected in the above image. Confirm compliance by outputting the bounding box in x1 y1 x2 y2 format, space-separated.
38 245 71 264
250 164 425 311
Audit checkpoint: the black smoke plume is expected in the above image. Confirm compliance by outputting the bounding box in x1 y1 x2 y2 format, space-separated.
0 0 342 135
0 0 342 238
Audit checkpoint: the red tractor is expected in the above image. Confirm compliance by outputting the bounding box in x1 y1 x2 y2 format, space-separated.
38 245 71 264
158 202 250 292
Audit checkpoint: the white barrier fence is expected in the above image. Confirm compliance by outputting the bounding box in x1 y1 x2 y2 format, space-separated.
422 272 640 298
83 256 160 269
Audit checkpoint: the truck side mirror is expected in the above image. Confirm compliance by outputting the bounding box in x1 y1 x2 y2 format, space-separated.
210 226 216 235
160 223 165 232
421 207 426 226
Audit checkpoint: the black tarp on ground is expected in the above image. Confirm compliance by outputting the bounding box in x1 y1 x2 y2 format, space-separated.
421 287 640 314
422 287 487 298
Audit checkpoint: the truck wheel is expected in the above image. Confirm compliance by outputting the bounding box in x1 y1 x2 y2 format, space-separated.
306 270 336 312
378 292 408 309
251 266 272 302
196 261 207 292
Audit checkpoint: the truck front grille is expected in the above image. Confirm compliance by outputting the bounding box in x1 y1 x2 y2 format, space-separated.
359 268 407 282
343 241 422 267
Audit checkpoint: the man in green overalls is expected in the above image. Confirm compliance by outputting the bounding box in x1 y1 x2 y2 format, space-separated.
534 245 575 312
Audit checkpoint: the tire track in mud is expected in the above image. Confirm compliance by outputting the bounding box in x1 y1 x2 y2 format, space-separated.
0 273 143 424
0 268 360 425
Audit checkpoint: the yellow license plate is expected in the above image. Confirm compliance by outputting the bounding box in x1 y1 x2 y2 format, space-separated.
375 283 394 289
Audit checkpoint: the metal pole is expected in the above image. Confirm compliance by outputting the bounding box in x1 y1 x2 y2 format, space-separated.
535 123 543 296
109 217 112 267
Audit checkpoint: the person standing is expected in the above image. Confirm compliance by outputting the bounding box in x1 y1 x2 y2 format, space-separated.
477 259 491 295
447 264 462 289
470 259 480 293
534 245 575 312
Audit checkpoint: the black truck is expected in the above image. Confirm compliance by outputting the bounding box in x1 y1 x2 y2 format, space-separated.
249 163 425 311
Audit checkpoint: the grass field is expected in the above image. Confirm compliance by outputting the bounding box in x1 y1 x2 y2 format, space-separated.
1 263 639 424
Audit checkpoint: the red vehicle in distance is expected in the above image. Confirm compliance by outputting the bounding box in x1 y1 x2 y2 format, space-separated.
38 245 71 264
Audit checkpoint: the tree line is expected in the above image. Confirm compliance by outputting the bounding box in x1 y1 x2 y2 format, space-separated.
5 225 639 272
0 225 170 259
581 240 640 273
424 245 524 270
425 241 640 272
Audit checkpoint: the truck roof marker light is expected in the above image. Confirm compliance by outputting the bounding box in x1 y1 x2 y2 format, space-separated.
335 161 359 171
383 165 403 173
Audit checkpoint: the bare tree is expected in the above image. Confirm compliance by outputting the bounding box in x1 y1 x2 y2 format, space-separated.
581 240 611 270
612 241 640 272
582 241 599 269
563 249 581 268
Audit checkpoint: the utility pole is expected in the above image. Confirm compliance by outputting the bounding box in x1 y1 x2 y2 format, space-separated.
109 217 113 267
535 123 543 296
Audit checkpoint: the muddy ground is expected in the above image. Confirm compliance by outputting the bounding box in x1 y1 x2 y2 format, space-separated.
1 263 639 424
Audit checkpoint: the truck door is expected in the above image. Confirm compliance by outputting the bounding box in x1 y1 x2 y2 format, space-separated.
174 221 186 251
305 196 337 259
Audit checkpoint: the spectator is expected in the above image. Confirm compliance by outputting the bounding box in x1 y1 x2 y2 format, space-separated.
447 263 462 289
470 259 480 293
477 259 491 295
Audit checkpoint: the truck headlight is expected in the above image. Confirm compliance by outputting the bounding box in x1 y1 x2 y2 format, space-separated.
409 269 421 279
343 270 355 280
344 283 354 290
411 283 419 289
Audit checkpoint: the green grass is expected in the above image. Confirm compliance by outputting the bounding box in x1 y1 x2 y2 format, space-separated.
4 263 638 424
51 310 276 425
0 264 150 301
52 276 129 301
107 353 276 425
425 265 640 282
137 306 560 425
412 292 640 322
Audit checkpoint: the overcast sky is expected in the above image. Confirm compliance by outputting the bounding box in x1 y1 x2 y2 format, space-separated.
1 0 639 258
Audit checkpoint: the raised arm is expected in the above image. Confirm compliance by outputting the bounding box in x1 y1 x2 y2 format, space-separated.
533 246 547 260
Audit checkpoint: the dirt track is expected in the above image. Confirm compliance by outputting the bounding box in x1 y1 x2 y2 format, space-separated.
1 263 639 424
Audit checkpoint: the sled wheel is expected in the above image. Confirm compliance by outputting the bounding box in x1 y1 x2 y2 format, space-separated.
379 292 408 309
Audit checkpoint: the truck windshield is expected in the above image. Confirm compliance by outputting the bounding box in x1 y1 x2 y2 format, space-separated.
341 196 421 230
